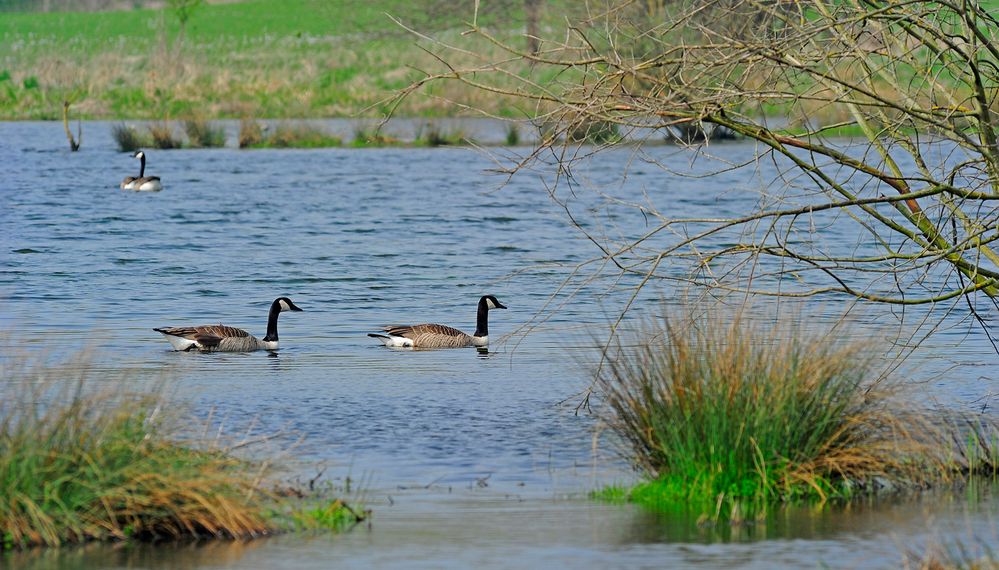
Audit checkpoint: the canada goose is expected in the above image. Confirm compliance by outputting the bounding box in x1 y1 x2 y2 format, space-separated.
154 297 303 352
121 150 163 191
368 295 507 348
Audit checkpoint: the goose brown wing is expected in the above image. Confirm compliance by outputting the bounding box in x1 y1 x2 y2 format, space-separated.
382 323 467 339
154 324 251 339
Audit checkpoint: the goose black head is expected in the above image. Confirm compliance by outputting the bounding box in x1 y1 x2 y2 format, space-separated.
275 297 304 312
132 150 145 159
482 295 507 310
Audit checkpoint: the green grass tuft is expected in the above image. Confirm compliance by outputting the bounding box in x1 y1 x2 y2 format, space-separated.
287 499 366 532
111 123 147 152
596 305 999 519
0 362 270 549
504 122 521 146
184 119 226 148
265 123 342 148
239 121 342 148
350 125 401 147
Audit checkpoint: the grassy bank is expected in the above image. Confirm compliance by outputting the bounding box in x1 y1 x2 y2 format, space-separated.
594 306 999 521
0 0 567 120
0 352 362 550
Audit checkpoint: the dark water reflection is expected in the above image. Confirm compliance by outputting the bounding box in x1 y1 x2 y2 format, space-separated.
2 121 998 568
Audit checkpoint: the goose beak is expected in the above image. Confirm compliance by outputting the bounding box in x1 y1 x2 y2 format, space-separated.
288 302 304 312
495 302 507 309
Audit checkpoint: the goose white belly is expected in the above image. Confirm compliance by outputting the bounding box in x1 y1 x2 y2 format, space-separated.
135 179 162 192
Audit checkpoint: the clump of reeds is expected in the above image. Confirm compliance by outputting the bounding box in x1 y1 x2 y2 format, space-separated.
238 121 341 148
148 122 182 149
597 305 999 516
414 121 471 146
111 123 146 152
566 120 620 144
350 125 400 147
504 122 521 146
0 353 266 549
184 119 226 148
239 118 264 148
266 123 341 148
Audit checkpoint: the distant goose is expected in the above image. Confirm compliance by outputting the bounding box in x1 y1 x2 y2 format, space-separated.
368 295 507 348
154 297 303 352
121 150 163 191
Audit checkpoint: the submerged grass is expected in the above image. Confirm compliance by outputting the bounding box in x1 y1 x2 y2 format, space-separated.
0 351 363 550
596 306 999 519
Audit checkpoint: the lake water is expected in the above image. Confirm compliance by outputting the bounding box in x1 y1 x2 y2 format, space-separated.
2 120 998 568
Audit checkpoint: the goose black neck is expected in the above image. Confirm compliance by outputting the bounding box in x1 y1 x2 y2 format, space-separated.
263 301 281 342
138 154 146 178
474 298 489 337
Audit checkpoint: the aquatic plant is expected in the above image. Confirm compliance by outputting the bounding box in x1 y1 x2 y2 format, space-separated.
414 121 472 147
596 305 999 517
0 355 268 549
0 351 363 550
566 120 619 144
239 121 341 149
110 123 146 152
287 499 365 532
265 123 342 148
184 119 226 148
504 122 520 146
350 125 400 147
148 122 182 149
238 118 264 148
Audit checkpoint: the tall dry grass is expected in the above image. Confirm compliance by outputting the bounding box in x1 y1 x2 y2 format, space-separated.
147 122 182 149
0 352 272 549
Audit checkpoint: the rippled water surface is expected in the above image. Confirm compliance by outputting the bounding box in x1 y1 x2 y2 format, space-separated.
2 121 998 568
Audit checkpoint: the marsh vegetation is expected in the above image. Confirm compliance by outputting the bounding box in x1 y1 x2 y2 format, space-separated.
0 352 363 551
595 306 999 520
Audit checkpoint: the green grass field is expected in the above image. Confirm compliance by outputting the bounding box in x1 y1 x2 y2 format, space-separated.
0 0 542 120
